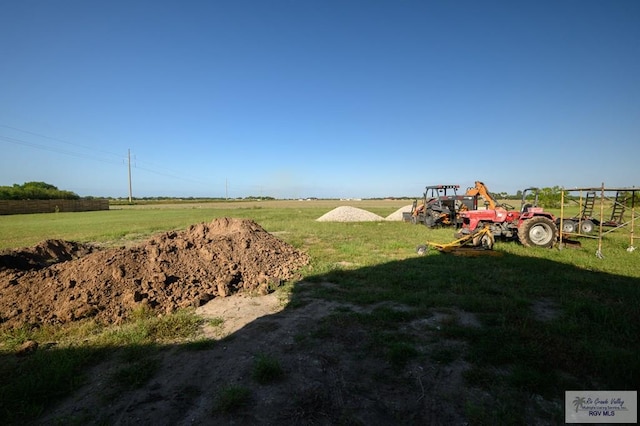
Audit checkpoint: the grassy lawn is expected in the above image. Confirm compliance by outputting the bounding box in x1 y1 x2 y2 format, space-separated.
0 200 638 424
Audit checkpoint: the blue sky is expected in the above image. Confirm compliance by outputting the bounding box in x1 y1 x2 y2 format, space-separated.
1 0 638 199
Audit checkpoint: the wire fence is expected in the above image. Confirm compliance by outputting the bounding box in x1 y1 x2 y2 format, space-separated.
0 199 109 215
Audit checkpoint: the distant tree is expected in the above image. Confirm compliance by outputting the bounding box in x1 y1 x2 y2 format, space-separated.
537 186 562 208
619 191 640 207
0 182 80 200
244 195 275 201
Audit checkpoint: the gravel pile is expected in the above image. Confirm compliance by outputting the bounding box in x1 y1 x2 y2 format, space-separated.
316 206 384 222
385 204 413 221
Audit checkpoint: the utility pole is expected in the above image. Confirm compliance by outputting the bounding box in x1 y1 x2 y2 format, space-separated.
225 178 228 200
128 149 133 204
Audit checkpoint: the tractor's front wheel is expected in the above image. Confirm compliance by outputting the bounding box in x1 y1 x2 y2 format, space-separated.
424 215 435 227
518 216 558 248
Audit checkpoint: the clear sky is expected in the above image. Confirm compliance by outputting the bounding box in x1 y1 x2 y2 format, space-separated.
1 0 638 199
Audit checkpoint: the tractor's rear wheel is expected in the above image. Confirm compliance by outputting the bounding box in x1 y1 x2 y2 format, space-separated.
518 216 558 248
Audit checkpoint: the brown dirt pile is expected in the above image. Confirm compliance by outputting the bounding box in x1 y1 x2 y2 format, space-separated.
0 218 309 329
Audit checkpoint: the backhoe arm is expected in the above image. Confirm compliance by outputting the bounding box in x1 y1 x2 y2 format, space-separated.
466 181 497 210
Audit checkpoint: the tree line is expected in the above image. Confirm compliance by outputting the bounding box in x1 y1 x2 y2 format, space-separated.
0 182 80 200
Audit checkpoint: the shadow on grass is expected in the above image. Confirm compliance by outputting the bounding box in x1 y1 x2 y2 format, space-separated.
1 250 639 425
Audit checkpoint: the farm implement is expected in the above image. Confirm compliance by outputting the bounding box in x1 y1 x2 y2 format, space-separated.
416 226 500 256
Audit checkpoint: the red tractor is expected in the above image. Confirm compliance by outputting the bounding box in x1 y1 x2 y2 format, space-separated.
457 187 559 248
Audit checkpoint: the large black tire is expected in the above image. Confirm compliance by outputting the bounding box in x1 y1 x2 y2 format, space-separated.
561 220 577 233
579 219 595 234
518 216 558 248
424 214 435 227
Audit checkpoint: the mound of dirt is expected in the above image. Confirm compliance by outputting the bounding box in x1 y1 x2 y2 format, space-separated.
0 218 309 329
0 239 95 271
316 206 384 222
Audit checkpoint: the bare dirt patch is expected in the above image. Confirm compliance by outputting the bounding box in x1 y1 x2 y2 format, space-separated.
34 285 479 425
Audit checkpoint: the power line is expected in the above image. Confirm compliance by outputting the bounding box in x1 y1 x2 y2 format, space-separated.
0 135 124 167
0 124 123 160
0 126 216 189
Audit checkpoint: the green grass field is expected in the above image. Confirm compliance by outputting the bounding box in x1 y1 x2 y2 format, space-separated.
1 200 638 424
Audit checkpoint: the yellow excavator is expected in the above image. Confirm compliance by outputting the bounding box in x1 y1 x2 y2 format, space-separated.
408 184 478 228
464 181 499 210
